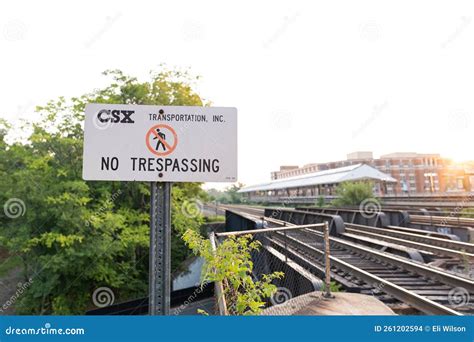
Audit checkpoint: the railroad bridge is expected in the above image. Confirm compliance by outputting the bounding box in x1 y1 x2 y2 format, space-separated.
218 205 474 316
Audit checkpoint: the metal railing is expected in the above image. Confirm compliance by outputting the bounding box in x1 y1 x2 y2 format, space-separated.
210 222 330 315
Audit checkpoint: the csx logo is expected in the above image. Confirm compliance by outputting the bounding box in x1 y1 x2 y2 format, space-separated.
97 109 135 123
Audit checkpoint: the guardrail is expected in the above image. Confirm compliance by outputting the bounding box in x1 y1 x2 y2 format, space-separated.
296 207 409 227
264 208 345 235
409 215 474 242
217 210 327 315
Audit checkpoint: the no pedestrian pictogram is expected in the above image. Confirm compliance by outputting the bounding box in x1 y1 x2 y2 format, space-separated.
145 124 178 156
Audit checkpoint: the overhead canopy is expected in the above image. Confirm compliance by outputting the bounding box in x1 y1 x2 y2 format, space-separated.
239 164 397 193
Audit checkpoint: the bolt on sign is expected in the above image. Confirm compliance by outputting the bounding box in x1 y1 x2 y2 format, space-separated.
82 104 237 182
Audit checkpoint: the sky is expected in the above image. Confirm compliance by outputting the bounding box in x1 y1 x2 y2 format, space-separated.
1 0 473 189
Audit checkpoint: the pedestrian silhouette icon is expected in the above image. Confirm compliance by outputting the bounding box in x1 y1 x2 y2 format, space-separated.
153 128 167 151
145 124 178 157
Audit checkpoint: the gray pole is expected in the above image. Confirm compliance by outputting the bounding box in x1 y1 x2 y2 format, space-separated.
149 182 172 315
323 221 332 298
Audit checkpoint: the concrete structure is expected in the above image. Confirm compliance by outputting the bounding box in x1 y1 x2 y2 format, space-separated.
240 164 396 200
270 152 474 195
261 292 395 315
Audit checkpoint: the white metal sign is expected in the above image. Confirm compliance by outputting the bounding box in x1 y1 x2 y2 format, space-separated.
82 104 237 182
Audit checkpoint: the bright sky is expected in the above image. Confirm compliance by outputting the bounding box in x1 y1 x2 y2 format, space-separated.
1 0 473 189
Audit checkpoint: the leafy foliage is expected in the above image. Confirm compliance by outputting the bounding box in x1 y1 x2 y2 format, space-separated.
331 181 377 207
322 281 342 293
316 196 326 207
182 230 283 315
206 183 245 204
460 208 474 218
0 68 208 314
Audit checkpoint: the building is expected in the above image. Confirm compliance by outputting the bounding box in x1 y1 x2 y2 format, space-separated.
240 163 397 201
270 152 474 195
270 165 300 180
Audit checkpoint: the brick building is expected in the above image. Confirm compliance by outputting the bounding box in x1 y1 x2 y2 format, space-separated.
270 152 474 195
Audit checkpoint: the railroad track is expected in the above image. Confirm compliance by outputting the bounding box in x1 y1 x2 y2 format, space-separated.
382 206 474 218
411 214 474 228
381 195 474 207
344 223 474 260
263 219 474 315
225 205 474 260
220 204 267 216
225 204 474 263
225 206 474 315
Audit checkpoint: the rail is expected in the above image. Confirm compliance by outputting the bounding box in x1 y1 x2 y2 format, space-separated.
209 232 228 316
270 232 463 315
231 208 474 315
411 214 474 227
345 224 474 259
215 223 325 237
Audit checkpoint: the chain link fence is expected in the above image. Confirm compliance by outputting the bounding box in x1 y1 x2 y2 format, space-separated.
211 222 332 315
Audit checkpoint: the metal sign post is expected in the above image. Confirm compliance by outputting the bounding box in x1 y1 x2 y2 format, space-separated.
149 182 171 315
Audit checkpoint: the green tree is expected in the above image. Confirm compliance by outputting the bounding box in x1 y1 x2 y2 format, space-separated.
206 183 245 204
316 196 325 207
0 68 208 314
331 181 377 207
227 183 245 204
